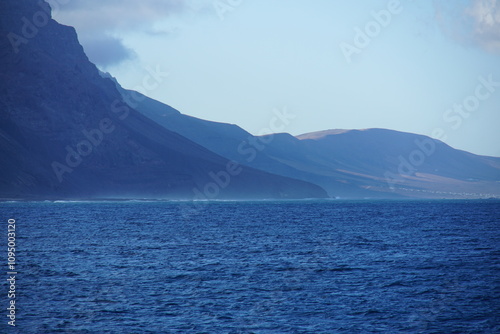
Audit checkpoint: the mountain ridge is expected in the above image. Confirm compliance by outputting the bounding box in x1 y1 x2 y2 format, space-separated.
1 0 498 200
108 75 500 199
0 0 328 200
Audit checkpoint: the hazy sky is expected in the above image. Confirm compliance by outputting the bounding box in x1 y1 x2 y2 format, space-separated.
50 0 500 156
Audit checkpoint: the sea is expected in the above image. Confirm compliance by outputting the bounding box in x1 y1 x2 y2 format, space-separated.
0 199 499 333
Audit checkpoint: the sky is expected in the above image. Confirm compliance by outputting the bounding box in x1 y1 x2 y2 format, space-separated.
49 0 500 157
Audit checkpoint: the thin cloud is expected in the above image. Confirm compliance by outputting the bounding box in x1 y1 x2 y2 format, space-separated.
46 0 212 67
466 0 500 53
434 0 500 54
48 0 211 33
79 35 136 68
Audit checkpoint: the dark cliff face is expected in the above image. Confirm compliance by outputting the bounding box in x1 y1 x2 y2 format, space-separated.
0 0 328 199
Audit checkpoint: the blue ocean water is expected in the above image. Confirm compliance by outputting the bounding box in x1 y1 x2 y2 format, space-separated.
0 200 499 333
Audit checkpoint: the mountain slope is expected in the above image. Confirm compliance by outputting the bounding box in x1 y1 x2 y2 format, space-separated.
296 129 500 182
293 129 500 197
116 84 500 198
0 0 328 200
111 84 380 197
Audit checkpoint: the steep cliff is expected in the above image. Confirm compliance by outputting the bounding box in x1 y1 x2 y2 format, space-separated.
0 0 327 199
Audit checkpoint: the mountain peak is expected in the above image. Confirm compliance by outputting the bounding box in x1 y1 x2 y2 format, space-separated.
296 129 356 140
